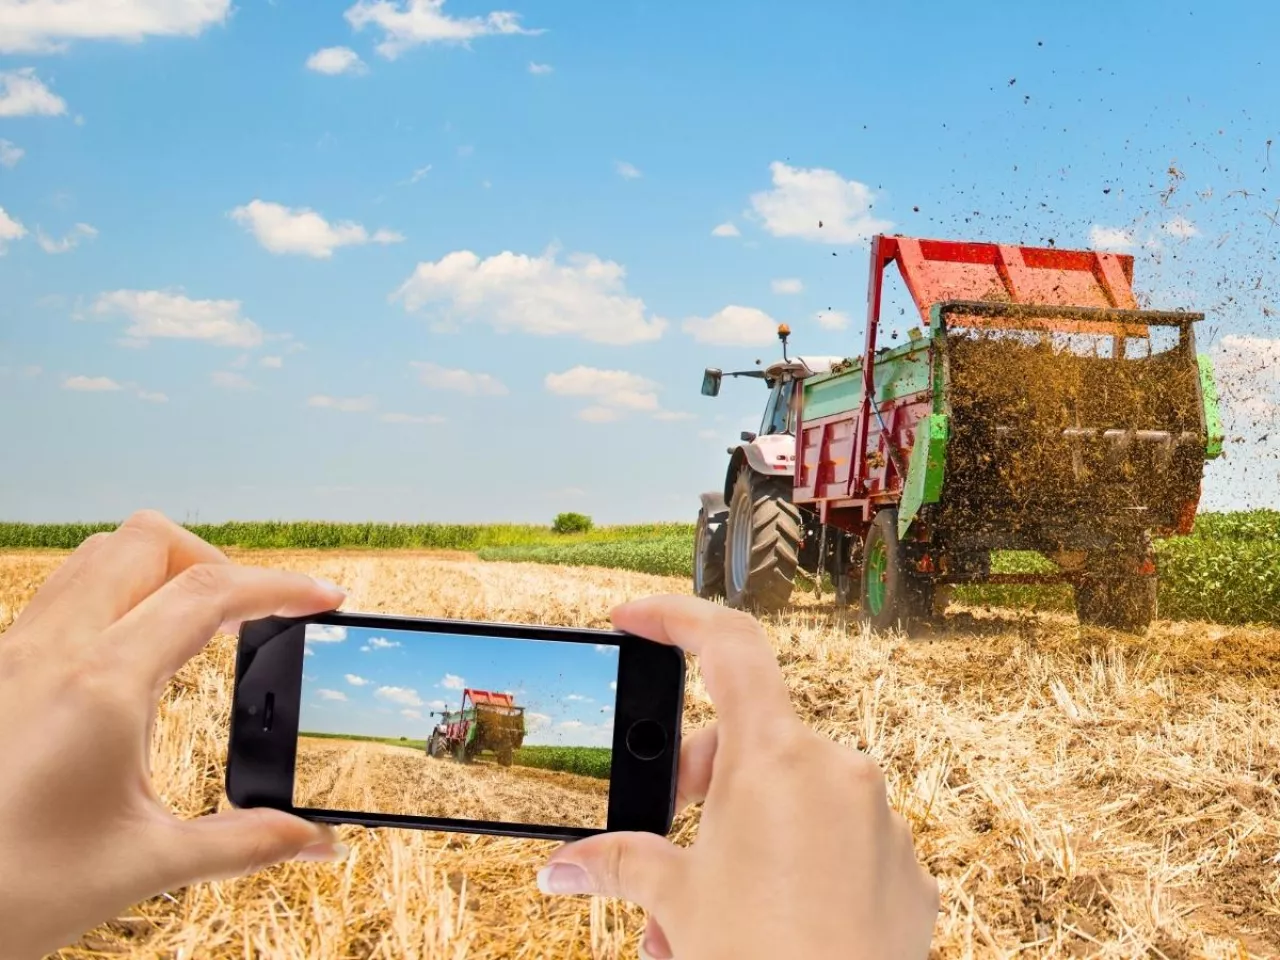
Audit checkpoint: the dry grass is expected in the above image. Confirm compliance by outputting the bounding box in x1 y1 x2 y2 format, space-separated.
1 548 1277 959
293 737 608 828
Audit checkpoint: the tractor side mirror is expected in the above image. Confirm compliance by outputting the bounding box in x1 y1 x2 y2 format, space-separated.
701 367 722 397
740 430 758 442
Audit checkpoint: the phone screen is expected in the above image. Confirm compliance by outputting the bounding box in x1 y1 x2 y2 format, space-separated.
294 622 620 830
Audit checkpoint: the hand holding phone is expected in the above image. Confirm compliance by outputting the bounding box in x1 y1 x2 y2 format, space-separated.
226 611 685 840
536 596 940 960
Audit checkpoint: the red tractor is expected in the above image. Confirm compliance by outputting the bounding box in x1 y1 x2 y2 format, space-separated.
426 688 526 766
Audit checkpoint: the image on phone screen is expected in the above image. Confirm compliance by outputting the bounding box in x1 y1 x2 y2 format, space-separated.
294 622 619 829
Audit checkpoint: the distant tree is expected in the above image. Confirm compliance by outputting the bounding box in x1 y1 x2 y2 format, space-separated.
553 512 593 535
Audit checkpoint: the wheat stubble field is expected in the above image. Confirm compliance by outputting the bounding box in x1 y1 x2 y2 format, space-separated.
1 548 1278 959
294 737 609 828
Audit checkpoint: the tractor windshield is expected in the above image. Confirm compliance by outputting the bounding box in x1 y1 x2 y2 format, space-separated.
760 380 795 436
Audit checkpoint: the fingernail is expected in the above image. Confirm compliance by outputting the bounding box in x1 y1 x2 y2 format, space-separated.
536 863 592 895
294 842 349 863
311 576 347 595
640 927 674 960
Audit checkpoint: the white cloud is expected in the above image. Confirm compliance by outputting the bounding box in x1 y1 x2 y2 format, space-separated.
318 689 348 702
344 0 542 59
1088 224 1134 252
565 694 592 702
345 674 371 686
816 309 850 331
375 685 423 707
401 708 423 720
0 139 22 168
609 681 617 691
711 222 740 238
304 647 315 656
211 370 253 391
559 720 584 729
380 411 446 424
63 375 121 392
0 205 26 251
411 361 507 395
1162 215 1200 239
0 69 66 115
306 625 348 642
402 164 432 185
0 0 231 54
527 711 551 729
308 394 376 413
93 290 264 348
36 222 97 254
545 366 658 411
528 61 552 75
440 673 465 690
578 406 618 423
749 161 890 244
594 644 612 652
306 46 366 75
260 355 283 368
230 200 403 258
615 160 642 180
683 305 778 346
393 248 667 345
772 278 803 295
427 699 447 710
366 636 401 649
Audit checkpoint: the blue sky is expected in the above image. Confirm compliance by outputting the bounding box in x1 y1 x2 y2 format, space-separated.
2 0 1279 523
298 622 618 745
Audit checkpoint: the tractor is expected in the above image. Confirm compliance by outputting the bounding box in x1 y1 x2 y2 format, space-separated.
426 688 526 767
694 233 1224 634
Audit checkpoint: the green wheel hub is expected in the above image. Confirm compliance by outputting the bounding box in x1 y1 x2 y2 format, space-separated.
864 540 888 616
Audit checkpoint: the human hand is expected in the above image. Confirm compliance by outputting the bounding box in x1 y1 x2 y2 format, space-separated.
535 596 939 960
0 511 349 960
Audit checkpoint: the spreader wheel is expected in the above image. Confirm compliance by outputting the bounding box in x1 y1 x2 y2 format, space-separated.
694 506 727 599
497 745 514 767
454 739 470 763
1074 574 1157 633
859 508 933 633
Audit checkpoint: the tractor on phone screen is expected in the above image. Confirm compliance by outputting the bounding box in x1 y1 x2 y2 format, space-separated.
426 688 526 766
694 233 1224 635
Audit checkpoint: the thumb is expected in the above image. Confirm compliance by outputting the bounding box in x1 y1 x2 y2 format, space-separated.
537 832 685 911
160 807 345 885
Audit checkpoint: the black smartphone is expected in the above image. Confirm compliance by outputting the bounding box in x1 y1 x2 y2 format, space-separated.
225 610 685 841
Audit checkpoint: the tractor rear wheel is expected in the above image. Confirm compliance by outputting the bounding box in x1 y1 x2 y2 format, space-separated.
497 745 514 767
693 506 727 599
859 508 933 633
1074 574 1157 633
723 468 801 613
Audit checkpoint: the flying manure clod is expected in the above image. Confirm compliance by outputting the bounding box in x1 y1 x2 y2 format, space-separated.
693 234 1225 635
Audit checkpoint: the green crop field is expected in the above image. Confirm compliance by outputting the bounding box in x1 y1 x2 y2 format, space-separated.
4 512 1278 625
511 746 612 780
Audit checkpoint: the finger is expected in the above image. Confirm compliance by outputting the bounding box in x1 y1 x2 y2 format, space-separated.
675 723 718 810
105 563 347 686
7 531 112 632
538 832 685 912
154 807 344 887
69 510 231 631
640 916 675 960
611 596 793 733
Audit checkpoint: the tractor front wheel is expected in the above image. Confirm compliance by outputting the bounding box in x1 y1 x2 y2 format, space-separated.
427 732 447 758
723 468 801 614
693 506 727 599
859 508 933 633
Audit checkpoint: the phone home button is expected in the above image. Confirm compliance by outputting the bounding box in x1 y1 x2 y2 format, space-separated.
625 719 668 761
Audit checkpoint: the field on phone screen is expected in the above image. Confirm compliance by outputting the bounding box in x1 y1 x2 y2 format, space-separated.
3 548 1278 958
290 624 617 828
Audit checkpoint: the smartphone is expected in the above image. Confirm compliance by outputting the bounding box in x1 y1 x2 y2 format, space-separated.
225 610 685 841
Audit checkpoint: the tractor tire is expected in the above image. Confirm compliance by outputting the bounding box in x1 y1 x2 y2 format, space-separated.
832 532 856 608
1074 575 1157 633
693 506 727 599
859 508 933 633
454 739 469 764
497 745 514 767
723 468 801 614
427 733 447 758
